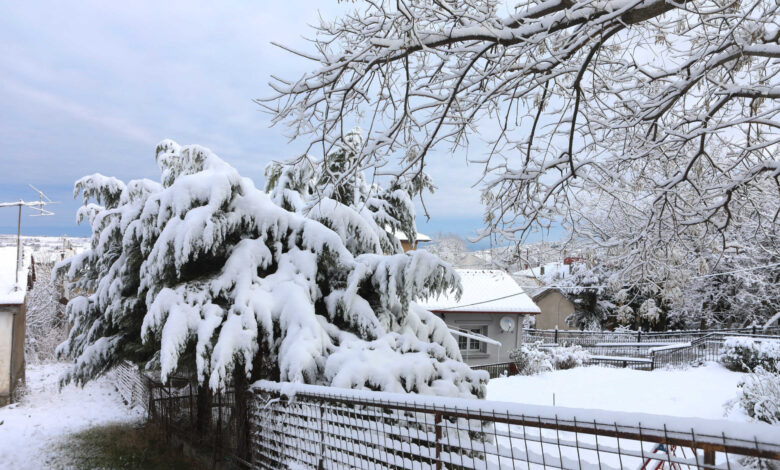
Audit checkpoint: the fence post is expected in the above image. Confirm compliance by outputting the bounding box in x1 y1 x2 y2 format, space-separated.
435 412 442 470
637 330 642 343
318 404 325 470
554 328 559 344
703 449 715 466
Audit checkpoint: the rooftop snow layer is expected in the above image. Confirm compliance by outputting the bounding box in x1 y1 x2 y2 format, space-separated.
419 269 540 314
0 246 30 305
392 229 431 242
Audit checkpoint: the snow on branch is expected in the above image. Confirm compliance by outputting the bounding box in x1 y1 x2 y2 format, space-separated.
265 0 780 281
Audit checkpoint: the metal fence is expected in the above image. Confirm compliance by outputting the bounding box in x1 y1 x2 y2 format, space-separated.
523 327 780 347
251 380 780 469
109 360 150 408
471 362 518 379
471 356 652 378
146 377 250 468
474 332 780 374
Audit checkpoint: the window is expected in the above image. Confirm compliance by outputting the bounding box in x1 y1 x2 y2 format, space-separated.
458 326 488 353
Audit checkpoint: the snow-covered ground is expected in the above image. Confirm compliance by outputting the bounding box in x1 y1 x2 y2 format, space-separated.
487 363 750 421
0 362 143 469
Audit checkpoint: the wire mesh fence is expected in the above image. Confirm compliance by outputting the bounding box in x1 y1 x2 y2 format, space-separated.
251 381 780 470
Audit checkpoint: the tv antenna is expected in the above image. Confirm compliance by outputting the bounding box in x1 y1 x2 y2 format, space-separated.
0 185 59 289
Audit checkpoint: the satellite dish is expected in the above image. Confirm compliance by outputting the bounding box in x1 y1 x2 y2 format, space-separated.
500 316 515 333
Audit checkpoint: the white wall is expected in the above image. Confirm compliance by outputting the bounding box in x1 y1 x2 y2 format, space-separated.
0 310 13 398
439 312 527 365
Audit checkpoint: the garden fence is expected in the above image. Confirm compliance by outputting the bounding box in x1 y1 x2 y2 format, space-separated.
474 331 780 375
132 326 780 468
523 326 780 347
145 375 251 468
250 380 780 469
109 360 150 408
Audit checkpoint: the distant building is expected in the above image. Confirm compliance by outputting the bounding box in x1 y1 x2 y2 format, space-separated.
419 269 540 365
0 247 30 406
512 260 582 331
528 287 576 331
394 230 432 252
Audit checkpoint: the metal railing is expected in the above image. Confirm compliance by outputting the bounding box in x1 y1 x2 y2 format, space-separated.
475 332 778 374
649 332 780 370
586 356 654 371
471 361 518 379
523 327 780 347
251 380 780 469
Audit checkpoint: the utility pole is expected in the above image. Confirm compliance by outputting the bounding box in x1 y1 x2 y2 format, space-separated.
1 185 57 289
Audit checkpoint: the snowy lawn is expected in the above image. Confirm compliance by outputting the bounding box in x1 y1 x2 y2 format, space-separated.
0 362 144 468
487 362 750 421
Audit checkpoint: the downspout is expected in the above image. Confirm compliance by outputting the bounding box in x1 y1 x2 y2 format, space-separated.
9 310 15 402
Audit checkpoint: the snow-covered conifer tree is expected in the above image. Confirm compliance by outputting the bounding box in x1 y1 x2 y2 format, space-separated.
265 128 434 256
56 139 486 400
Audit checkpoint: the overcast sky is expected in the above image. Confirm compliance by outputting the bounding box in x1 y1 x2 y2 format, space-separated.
0 1 559 249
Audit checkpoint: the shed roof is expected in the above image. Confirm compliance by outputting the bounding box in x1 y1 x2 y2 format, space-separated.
0 246 30 305
393 230 432 242
419 269 540 314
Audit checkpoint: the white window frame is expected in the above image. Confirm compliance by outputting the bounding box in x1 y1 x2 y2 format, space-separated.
457 325 489 353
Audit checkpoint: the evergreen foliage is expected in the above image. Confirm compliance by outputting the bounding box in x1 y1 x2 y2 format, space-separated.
56 139 486 399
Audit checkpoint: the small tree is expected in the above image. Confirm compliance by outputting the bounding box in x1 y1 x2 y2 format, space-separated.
25 257 68 363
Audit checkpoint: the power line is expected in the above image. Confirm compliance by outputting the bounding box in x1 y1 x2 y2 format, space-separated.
433 261 780 311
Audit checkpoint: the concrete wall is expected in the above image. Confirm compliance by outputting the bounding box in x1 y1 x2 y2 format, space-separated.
438 312 528 366
0 304 25 406
533 291 575 331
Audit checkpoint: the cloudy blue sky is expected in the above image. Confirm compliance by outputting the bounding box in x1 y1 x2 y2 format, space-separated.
0 1 559 249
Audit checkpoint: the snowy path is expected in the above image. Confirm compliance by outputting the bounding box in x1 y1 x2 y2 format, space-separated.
0 362 143 469
487 363 750 421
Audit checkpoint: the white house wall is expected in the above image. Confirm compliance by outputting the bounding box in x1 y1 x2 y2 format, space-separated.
439 312 527 366
0 309 13 400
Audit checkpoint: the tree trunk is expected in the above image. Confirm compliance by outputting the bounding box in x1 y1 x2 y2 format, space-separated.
234 364 250 461
196 384 212 434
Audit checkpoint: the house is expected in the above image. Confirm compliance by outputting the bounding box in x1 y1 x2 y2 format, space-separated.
528 287 576 331
419 269 541 365
512 259 582 331
394 230 432 252
0 246 30 406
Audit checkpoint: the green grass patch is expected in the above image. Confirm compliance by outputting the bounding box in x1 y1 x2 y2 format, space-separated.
56 422 206 469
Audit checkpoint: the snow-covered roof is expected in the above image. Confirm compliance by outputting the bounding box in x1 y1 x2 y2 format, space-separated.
0 246 30 305
419 269 540 314
393 230 431 242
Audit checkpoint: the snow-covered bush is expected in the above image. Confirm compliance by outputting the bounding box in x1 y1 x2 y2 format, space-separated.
730 367 780 425
548 345 590 370
55 139 487 400
721 337 780 373
509 343 552 376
